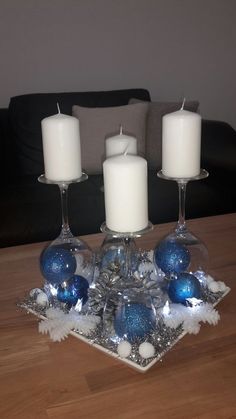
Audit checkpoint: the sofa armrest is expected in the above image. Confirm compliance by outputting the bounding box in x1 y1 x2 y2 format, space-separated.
201 119 236 175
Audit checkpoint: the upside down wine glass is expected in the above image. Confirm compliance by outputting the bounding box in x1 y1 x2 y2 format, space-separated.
156 169 209 277
99 222 153 282
39 174 94 307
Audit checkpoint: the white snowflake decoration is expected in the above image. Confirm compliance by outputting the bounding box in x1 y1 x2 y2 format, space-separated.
160 300 220 334
206 275 229 293
38 307 100 342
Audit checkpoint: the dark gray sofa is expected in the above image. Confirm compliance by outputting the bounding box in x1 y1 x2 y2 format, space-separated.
0 88 235 248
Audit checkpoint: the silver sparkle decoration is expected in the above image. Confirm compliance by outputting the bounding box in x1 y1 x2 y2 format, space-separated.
17 258 230 371
87 264 124 315
200 286 224 304
18 285 228 370
87 253 166 316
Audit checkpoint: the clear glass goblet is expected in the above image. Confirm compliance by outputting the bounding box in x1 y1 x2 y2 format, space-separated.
38 174 95 307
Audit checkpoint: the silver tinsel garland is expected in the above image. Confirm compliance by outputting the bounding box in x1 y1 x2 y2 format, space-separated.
18 254 230 372
87 252 165 316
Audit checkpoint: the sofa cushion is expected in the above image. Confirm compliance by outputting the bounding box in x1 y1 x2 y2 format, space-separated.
130 99 199 169
72 102 149 174
8 89 151 176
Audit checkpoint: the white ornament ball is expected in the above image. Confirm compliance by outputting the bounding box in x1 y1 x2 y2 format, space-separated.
206 275 214 283
117 341 132 358
208 281 220 293
29 288 43 298
36 292 49 307
217 281 227 292
138 342 155 359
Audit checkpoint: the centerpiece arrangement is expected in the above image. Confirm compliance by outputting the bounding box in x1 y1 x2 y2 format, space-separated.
20 104 230 372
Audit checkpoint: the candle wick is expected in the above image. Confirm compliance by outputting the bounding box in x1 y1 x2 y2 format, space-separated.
57 103 61 114
123 144 129 156
181 98 186 110
119 125 123 135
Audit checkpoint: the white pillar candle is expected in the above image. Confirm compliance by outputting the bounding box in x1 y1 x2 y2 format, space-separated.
41 111 82 181
162 109 201 178
105 127 137 158
103 154 148 232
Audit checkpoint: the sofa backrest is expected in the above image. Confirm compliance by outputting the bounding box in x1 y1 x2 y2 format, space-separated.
6 89 151 177
0 108 9 179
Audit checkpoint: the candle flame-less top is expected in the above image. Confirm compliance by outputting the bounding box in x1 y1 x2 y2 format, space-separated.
105 128 137 158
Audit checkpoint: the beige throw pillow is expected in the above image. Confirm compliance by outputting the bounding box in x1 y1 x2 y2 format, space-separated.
129 99 199 169
72 102 149 174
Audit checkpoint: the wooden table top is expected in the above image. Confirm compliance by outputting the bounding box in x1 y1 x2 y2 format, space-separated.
0 213 236 419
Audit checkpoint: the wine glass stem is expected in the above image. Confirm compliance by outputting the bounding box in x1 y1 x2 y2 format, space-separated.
176 181 188 233
59 183 72 238
124 237 132 279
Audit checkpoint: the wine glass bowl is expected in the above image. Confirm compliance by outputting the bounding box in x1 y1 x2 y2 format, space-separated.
99 222 153 282
38 174 94 305
155 169 209 278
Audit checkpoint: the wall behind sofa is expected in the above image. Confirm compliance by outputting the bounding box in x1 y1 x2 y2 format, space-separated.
1 0 236 129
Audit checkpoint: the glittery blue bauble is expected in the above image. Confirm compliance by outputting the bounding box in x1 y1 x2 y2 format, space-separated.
168 272 201 305
114 303 156 343
40 246 77 285
154 240 190 275
57 275 89 306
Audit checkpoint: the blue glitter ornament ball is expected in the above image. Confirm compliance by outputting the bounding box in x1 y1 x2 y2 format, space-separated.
154 240 190 275
114 303 156 343
168 272 201 305
57 275 89 306
40 246 77 285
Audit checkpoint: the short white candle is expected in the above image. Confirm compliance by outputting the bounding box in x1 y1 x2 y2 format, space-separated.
41 110 82 181
103 154 148 232
162 108 201 178
105 127 137 158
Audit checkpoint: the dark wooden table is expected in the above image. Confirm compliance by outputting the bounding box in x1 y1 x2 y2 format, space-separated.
0 214 236 419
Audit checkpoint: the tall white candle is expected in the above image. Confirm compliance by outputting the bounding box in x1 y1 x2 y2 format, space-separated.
162 109 201 178
41 111 82 181
105 127 137 158
103 154 148 232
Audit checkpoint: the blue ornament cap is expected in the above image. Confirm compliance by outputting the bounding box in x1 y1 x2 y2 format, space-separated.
168 272 201 305
57 275 89 306
114 302 156 343
154 240 190 275
40 246 77 285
